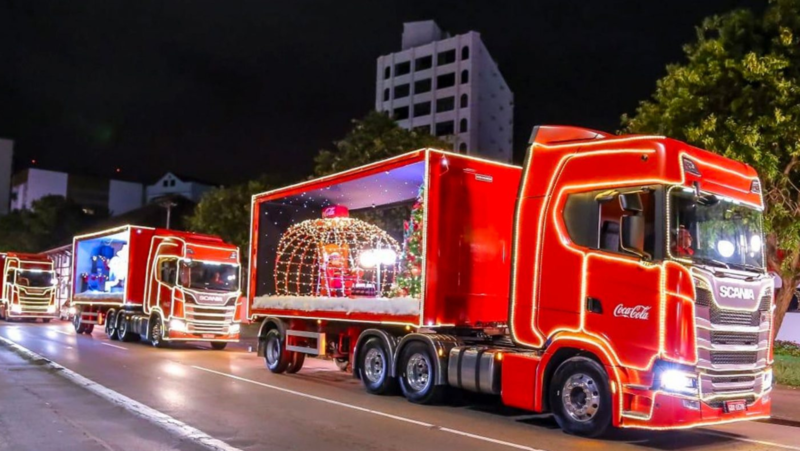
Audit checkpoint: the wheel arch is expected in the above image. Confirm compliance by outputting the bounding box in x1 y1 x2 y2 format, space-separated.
256 317 286 357
353 329 399 380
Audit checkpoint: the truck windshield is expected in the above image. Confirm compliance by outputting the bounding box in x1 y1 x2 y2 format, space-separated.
178 261 238 292
15 270 56 288
669 189 764 271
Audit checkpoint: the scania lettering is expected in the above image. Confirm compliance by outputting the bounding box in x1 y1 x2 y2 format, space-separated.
0 253 58 322
247 126 772 436
70 225 243 349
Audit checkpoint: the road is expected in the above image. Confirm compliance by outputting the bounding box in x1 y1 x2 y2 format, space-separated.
0 321 798 451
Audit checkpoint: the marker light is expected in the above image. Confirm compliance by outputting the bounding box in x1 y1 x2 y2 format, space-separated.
763 369 773 391
46 305 56 314
169 319 187 332
10 305 22 314
717 240 735 258
660 369 698 394
750 179 761 194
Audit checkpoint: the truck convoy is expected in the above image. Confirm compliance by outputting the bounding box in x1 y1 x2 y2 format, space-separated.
70 225 243 349
0 252 58 322
247 126 773 436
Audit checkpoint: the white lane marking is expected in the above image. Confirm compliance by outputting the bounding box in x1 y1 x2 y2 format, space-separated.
54 330 72 336
695 430 800 451
0 336 239 451
192 365 547 451
100 342 128 351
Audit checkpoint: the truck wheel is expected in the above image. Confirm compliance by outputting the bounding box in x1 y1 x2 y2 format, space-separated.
72 307 83 332
149 318 167 348
334 357 350 372
358 338 396 395
117 314 136 342
105 310 119 340
399 342 445 404
286 352 305 373
83 324 94 334
549 356 612 438
264 329 291 373
0 305 6 320
210 342 228 350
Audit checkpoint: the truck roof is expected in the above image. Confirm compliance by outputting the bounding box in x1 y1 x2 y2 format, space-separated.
72 225 236 250
0 252 52 263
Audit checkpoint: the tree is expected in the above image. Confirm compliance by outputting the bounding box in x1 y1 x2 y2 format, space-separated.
314 111 450 176
186 175 288 257
622 0 800 334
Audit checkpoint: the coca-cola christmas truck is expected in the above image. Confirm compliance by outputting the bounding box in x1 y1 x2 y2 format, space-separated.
70 225 243 349
0 253 58 322
248 126 773 436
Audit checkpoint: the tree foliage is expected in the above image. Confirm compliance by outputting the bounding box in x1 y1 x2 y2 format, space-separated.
186 175 288 257
622 0 800 333
0 195 106 252
313 111 450 176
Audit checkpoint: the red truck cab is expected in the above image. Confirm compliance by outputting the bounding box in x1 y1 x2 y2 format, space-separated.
0 252 58 322
71 225 243 349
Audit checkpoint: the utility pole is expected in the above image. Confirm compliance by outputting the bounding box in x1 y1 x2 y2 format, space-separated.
157 198 178 229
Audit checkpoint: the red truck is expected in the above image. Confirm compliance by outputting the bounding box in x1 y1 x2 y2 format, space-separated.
70 225 243 349
0 252 58 322
247 126 773 436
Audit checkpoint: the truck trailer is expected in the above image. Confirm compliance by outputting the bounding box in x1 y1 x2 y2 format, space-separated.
247 126 773 436
0 252 58 322
70 225 243 349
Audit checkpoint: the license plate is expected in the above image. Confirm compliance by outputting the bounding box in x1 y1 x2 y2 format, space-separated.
202 334 215 339
724 400 747 413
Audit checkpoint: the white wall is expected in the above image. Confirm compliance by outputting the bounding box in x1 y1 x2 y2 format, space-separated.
108 180 143 215
0 139 12 215
777 312 800 343
475 38 513 163
12 169 68 210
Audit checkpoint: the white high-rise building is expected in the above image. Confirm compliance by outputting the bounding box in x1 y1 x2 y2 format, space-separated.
376 20 514 162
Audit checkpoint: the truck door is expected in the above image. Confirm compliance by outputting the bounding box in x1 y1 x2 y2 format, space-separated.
583 189 662 370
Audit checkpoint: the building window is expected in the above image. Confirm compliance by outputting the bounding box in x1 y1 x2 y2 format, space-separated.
459 118 468 133
170 179 176 187
163 180 168 187
414 79 431 94
438 49 456 66
461 46 470 60
413 125 430 135
395 61 411 76
461 70 469 84
393 106 409 120
459 143 468 154
383 88 390 102
435 121 455 136
414 102 431 117
415 55 432 71
437 73 455 89
384 66 391 79
436 96 455 112
460 93 468 108
394 84 410 99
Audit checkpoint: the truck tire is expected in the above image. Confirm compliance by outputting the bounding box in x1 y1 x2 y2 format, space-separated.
0 304 6 320
105 310 119 341
264 329 291 373
358 337 396 395
117 314 136 342
149 317 167 348
286 352 305 373
83 324 94 334
398 341 444 404
210 342 228 350
549 356 612 438
72 307 83 332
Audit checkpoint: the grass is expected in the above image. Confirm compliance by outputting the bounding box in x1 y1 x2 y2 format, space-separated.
774 340 800 387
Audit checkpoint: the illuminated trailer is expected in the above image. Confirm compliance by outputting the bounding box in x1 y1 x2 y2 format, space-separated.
248 127 773 436
70 225 243 349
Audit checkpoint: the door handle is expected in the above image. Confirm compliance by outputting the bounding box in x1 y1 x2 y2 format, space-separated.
586 297 603 314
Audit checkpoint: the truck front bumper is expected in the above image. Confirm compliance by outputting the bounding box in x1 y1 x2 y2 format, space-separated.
7 309 58 320
166 330 240 342
621 390 771 430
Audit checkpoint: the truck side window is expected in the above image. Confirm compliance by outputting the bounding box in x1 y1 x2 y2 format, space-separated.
597 190 656 256
158 259 177 286
563 192 598 248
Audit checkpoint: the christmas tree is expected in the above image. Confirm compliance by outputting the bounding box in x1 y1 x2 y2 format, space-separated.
394 186 424 298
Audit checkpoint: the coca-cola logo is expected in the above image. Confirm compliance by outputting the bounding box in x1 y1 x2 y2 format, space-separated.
718 286 755 301
613 304 651 320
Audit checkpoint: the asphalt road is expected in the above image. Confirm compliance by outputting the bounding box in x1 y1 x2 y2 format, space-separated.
1 321 798 451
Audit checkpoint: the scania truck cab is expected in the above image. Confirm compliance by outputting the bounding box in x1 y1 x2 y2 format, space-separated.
0 253 58 322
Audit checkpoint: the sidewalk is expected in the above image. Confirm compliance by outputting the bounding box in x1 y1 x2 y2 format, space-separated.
772 385 800 424
0 344 208 451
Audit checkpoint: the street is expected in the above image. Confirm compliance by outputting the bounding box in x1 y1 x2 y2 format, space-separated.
0 322 797 451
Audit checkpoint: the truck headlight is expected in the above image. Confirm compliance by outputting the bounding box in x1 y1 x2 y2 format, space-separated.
763 369 773 391
229 324 240 335
660 369 698 394
10 305 22 314
46 305 56 314
169 319 187 332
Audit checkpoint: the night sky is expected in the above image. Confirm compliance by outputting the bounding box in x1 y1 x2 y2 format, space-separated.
0 0 763 185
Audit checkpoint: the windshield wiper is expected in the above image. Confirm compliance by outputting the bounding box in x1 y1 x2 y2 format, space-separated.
727 262 764 273
692 256 730 270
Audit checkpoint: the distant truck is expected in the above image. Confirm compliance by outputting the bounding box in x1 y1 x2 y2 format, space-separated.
247 126 773 436
0 252 58 322
70 225 243 349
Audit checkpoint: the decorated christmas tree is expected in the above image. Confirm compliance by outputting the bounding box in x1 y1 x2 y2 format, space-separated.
394 186 424 298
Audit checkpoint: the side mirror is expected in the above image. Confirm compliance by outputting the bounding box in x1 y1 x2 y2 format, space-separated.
620 192 643 212
620 214 650 260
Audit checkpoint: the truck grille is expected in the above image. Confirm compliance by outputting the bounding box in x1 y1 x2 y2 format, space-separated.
695 288 712 307
710 331 759 346
710 351 758 365
709 304 760 326
184 302 236 335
